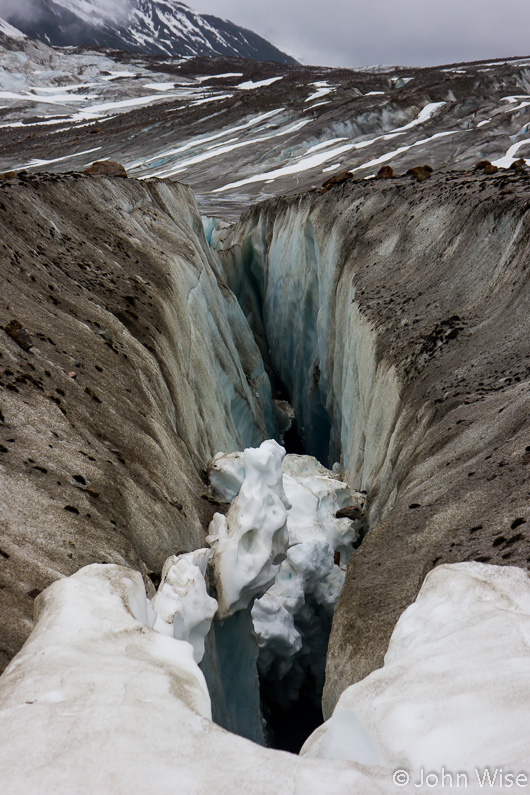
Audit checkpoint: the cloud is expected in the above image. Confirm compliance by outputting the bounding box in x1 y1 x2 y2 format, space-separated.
0 0 35 17
195 0 530 68
0 0 133 25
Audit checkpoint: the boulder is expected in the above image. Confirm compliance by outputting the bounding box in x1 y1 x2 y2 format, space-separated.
322 170 353 190
83 160 128 178
406 166 431 182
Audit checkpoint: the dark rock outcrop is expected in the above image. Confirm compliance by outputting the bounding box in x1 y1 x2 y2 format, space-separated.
376 166 394 179
322 171 353 191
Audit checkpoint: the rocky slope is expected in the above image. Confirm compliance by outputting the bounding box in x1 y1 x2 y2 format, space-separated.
3 1 297 63
0 172 273 669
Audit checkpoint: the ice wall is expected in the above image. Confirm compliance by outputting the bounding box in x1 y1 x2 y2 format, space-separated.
0 174 280 669
216 202 405 524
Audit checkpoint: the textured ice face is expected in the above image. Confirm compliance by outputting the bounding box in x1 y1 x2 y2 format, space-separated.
207 440 290 619
150 549 218 663
301 562 530 770
209 447 364 690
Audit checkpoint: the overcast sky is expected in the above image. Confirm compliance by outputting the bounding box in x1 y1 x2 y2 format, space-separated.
194 0 529 68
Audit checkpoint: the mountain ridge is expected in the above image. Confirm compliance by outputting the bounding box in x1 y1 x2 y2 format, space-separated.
3 0 298 64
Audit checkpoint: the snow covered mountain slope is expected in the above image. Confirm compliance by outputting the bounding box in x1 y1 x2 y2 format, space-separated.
4 0 297 63
0 18 25 39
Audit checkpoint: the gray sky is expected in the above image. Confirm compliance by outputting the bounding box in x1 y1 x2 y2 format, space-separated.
194 0 529 68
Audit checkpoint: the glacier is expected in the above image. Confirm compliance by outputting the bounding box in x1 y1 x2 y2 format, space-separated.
1 30 530 787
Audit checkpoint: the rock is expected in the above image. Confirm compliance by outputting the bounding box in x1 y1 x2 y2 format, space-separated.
406 166 431 182
483 163 498 174
474 159 492 170
4 319 33 350
510 158 526 169
376 165 394 179
335 505 363 521
82 160 128 178
0 171 16 180
322 170 353 190
84 386 102 403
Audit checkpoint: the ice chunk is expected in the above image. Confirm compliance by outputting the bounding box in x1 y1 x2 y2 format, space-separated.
207 440 290 618
209 450 246 501
150 549 217 663
251 593 302 676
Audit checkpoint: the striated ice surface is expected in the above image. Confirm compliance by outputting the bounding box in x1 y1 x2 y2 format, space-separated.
150 549 217 663
302 562 530 771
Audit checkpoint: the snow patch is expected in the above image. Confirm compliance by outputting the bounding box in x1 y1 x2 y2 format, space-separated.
237 76 283 90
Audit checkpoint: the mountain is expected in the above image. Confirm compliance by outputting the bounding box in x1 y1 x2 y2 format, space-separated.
4 0 298 63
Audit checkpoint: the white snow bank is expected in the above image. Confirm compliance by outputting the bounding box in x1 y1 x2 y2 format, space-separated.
195 72 243 82
0 569 388 795
0 18 26 38
207 440 290 618
151 549 217 663
391 101 446 132
302 562 530 772
305 82 333 102
0 564 212 717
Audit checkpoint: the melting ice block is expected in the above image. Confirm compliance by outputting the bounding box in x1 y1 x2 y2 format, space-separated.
150 549 218 663
209 446 365 685
206 439 290 619
301 562 530 770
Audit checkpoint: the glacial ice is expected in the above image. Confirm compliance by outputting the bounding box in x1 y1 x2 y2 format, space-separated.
150 549 217 663
3 557 529 792
302 562 530 770
207 444 364 702
207 439 290 618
